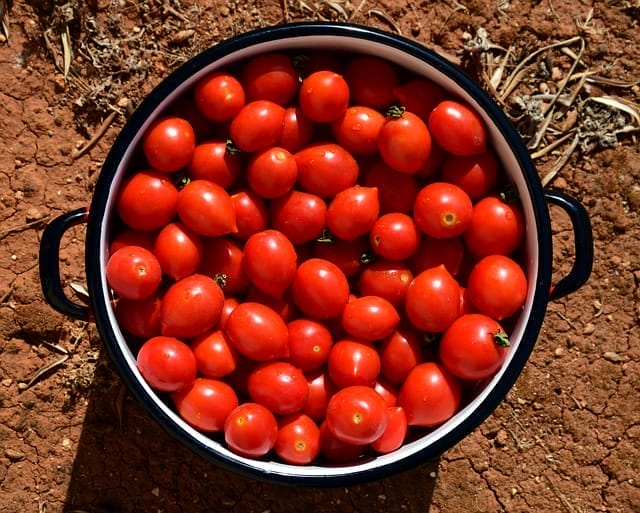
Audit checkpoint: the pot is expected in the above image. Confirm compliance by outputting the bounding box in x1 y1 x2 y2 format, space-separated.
39 22 593 486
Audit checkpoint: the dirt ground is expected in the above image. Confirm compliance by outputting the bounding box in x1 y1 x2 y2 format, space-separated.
1 0 639 512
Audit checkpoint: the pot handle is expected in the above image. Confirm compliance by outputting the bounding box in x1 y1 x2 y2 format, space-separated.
544 190 593 300
39 207 91 321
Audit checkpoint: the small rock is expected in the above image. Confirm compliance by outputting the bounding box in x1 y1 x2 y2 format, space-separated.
583 323 596 335
554 347 566 357
5 448 26 462
1 378 12 387
603 351 622 363
151 487 160 497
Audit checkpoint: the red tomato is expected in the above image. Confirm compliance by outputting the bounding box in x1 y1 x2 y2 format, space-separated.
303 370 339 422
191 329 240 378
312 237 369 278
245 287 299 323
197 236 249 296
291 258 350 320
115 291 162 339
116 170 178 231
428 100 487 156
269 190 327 245
194 71 245 122
106 245 162 300
363 160 420 215
242 229 297 298
440 150 499 200
230 189 269 240
287 318 334 372
319 420 366 463
224 402 278 458
344 56 399 109
405 265 461 333
248 361 309 415
398 362 462 427
218 296 240 330
187 140 241 188
377 109 431 174
224 302 289 361
229 100 285 152
168 95 213 141
326 185 379 241
467 255 527 320
275 413 321 465
358 260 413 308
142 116 196 172
160 274 224 339
463 195 525 257
439 313 510 380
295 51 344 77
153 222 203 280
326 385 389 445
370 406 407 454
416 140 448 179
294 142 359 198
327 338 381 388
393 79 447 123
241 52 299 105
408 235 465 277
341 296 400 341
171 378 238 432
413 182 473 239
176 179 237 237
370 212 421 261
379 324 423 384
109 228 156 255
278 105 315 153
459 286 478 315
374 377 399 407
299 70 350 123
247 146 297 199
331 106 385 155
136 336 197 392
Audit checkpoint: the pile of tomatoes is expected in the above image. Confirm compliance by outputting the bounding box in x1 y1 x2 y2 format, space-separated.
105 50 528 465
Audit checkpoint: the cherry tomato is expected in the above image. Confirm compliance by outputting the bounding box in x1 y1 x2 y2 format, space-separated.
393 79 447 123
440 150 499 200
194 71 246 122
287 318 334 372
218 296 240 330
136 336 197 392
312 237 368 278
248 361 308 415
331 106 385 155
224 402 278 458
377 109 431 174
106 245 162 300
245 287 299 323
428 100 487 156
176 179 237 237
303 370 339 422
230 189 269 240
405 265 461 333
327 338 381 388
413 182 473 239
370 212 421 261
153 222 203 280
142 116 196 172
169 95 213 141
299 70 350 123
467 255 527 320
294 142 359 198
326 385 389 445
171 378 238 432
374 377 399 407
363 160 419 215
197 236 249 295
224 302 289 361
398 362 462 427
241 52 299 106
278 105 315 153
160 274 224 339
246 146 297 199
115 291 162 339
269 190 327 245
379 324 423 384
459 286 478 315
116 170 178 231
275 413 321 465
370 406 407 454
341 296 400 341
291 258 350 320
408 235 465 277
109 228 156 255
229 100 285 152
358 260 413 309
191 329 240 378
319 420 366 463
344 56 399 109
187 140 241 188
326 185 379 241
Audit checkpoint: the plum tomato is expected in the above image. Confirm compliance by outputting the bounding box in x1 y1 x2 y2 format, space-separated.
407 235 465 277
230 189 269 240
379 324 423 384
299 70 350 123
187 140 241 188
275 413 321 465
398 362 462 427
218 297 240 330
115 291 162 339
428 100 487 156
136 336 197 392
197 236 249 296
294 142 359 198
327 338 381 388
377 109 432 174
224 402 278 458
319 420 366 463
194 71 245 122
331 106 385 155
370 212 421 261
312 237 369 278
369 406 407 454
341 296 400 341
153 221 203 281
439 313 510 381
413 182 473 239
229 100 285 152
344 56 399 109
142 116 195 172
358 259 413 308
245 287 299 323
109 228 156 255
191 329 240 379
363 160 420 215
176 179 237 237
276 107 315 156
392 79 447 123
291 258 350 320
374 377 399 407
287 318 334 372
440 150 499 200
241 52 299 106
416 139 448 179
106 245 162 300
326 185 379 241
269 190 327 245
247 361 309 415
247 146 297 199
171 378 238 432
302 370 339 422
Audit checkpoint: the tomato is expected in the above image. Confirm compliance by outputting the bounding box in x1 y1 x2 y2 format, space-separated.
370 406 407 454
428 100 487 156
463 195 525 257
413 182 473 239
194 71 246 122
229 100 285 152
294 142 359 198
245 287 299 323
302 370 339 422
370 212 421 261
363 160 419 215
327 338 381 388
187 140 241 188
242 229 297 298
326 185 379 241
374 377 399 407
275 413 321 465
106 245 162 300
392 79 447 123
377 109 431 174
115 291 162 339
109 228 156 255
230 189 269 240
176 179 237 237
218 296 240 330
168 95 213 141
171 378 238 432
291 258 350 320
278 105 315 153
299 70 350 123
142 116 196 172
319 420 366 463
197 236 249 295
358 260 413 308
160 274 224 339
341 296 400 341
269 190 327 245
246 146 297 199
416 140 448 179
191 329 240 378
241 52 299 106
331 106 385 155
379 324 423 384
459 286 477 315
440 150 499 200
248 361 308 415
295 51 344 78
116 170 178 231
136 336 197 392
325 385 389 445
344 56 399 109
153 222 203 280
405 265 461 333
224 302 289 361
224 402 278 458
408 235 465 277
439 313 510 381
398 362 462 427
467 255 527 320
287 318 334 372
313 237 368 278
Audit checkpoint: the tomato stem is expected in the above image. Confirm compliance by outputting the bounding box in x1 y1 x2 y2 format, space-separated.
499 185 520 204
316 228 336 244
386 105 406 119
225 138 242 156
214 273 228 290
359 250 376 265
494 330 511 347
174 172 190 190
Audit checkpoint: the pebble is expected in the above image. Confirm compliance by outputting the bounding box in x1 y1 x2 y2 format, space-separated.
583 323 596 335
5 448 25 462
1 378 12 387
554 347 566 357
603 351 622 363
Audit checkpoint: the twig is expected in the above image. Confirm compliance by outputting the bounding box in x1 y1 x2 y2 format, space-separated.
541 132 581 186
367 9 402 34
0 217 51 239
546 474 582 513
0 282 15 304
0 0 9 41
530 129 577 159
22 355 70 391
71 110 118 160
